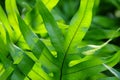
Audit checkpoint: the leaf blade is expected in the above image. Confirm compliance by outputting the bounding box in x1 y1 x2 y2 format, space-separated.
64 0 95 53
36 0 65 59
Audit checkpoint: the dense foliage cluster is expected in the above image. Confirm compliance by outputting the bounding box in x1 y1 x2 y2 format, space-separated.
0 0 120 80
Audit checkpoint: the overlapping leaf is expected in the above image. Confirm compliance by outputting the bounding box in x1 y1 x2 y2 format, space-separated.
0 0 120 80
5 0 21 42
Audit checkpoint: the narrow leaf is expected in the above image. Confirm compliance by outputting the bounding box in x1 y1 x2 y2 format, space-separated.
6 30 23 64
5 0 21 40
103 64 120 79
17 14 58 66
0 5 13 40
0 66 14 80
36 0 65 59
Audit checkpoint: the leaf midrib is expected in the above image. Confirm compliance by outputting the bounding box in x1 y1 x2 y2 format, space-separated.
59 0 89 80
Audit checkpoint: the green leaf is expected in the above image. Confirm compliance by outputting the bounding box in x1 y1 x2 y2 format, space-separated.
17 54 34 75
8 44 23 64
0 22 6 43
23 0 59 31
1 0 119 80
0 66 14 80
105 50 120 67
0 5 13 41
64 0 95 53
63 56 102 74
0 24 8 56
11 69 26 80
0 52 11 69
0 51 14 80
82 39 112 55
17 14 58 65
5 0 21 41
62 56 103 79
10 52 35 80
0 29 34 79
28 63 52 80
17 14 60 79
103 64 120 79
60 0 95 79
36 0 65 59
6 30 23 64
42 0 59 10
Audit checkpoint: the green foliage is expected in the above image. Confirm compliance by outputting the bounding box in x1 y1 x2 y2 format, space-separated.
0 0 120 80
